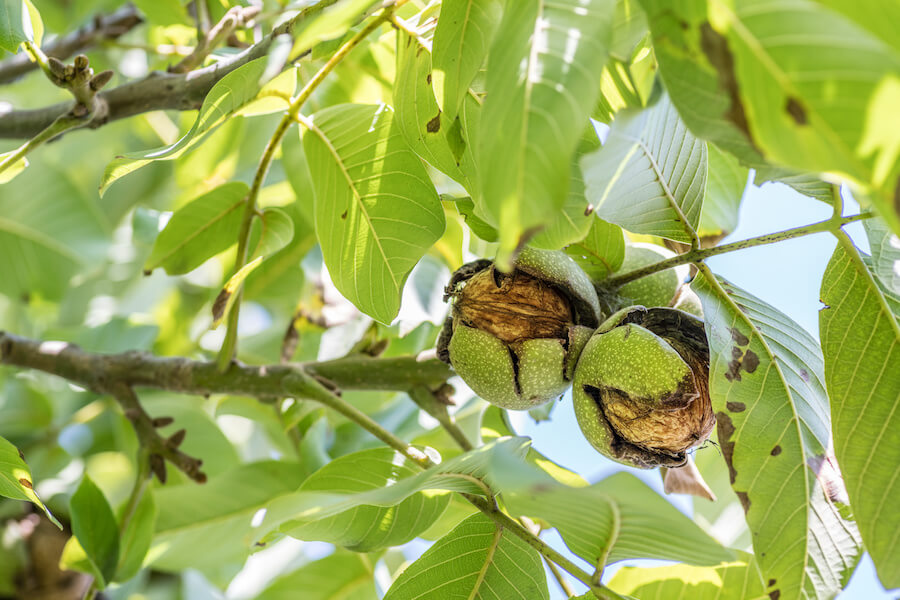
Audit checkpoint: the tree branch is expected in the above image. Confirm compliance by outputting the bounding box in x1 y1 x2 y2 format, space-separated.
0 0 338 140
0 5 142 85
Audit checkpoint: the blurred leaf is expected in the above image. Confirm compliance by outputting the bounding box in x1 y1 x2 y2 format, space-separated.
694 273 863 599
302 103 444 324
144 182 248 275
609 0 647 61
479 0 614 256
503 470 734 567
0 151 27 183
0 0 33 51
132 0 190 26
283 447 450 551
116 489 156 582
383 513 549 600
608 552 766 600
251 207 295 259
290 0 380 59
450 196 497 242
151 461 305 572
582 92 707 243
431 0 502 118
260 437 530 539
100 58 291 195
863 216 900 294
0 435 58 526
565 217 625 281
70 475 120 587
0 379 53 439
531 127 603 249
699 144 748 238
819 235 900 587
211 256 263 327
257 550 378 600
753 166 834 206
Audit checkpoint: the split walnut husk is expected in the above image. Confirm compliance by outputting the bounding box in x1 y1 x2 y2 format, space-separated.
572 306 714 468
437 248 602 410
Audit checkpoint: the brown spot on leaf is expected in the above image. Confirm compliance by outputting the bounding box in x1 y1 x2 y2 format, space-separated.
808 453 850 504
584 204 594 216
426 112 441 133
340 209 348 220
785 97 807 125
18 449 25 460
726 401 746 412
699 24 758 150
426 73 432 84
729 328 749 346
18 478 32 489
736 490 751 512
731 346 743 359
743 349 760 373
768 579 777 587
771 445 782 456
212 288 231 323
769 591 781 600
717 411 738 484
725 359 742 382
799 368 810 382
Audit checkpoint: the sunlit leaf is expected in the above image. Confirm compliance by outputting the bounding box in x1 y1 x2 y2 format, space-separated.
819 234 900 587
694 272 862 600
0 435 58 526
70 475 120 587
302 103 444 323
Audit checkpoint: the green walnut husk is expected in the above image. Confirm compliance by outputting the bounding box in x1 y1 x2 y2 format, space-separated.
573 306 714 468
437 247 602 410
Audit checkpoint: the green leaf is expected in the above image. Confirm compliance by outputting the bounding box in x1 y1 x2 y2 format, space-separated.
644 0 900 231
115 490 156 582
282 447 450 551
251 207 295 259
393 26 480 190
503 471 734 567
565 216 625 281
431 0 502 119
0 435 58 526
290 0 380 60
302 103 444 324
144 182 248 275
450 196 497 242
863 217 900 294
70 475 120 587
610 0 648 61
211 256 263 328
638 0 763 165
0 151 27 183
608 552 766 600
753 166 834 206
582 91 707 243
819 235 900 587
531 128 604 250
150 461 305 573
132 0 190 26
100 58 291 195
257 551 378 600
259 437 531 539
479 0 614 255
693 272 862 600
382 513 549 600
0 0 31 52
699 143 747 238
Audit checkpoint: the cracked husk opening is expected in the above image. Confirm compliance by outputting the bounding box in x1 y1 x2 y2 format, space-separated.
453 268 573 344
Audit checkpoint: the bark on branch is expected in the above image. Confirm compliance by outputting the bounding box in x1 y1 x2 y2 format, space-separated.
0 331 453 397
0 5 142 85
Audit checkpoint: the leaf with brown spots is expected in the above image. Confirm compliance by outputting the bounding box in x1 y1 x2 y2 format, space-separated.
695 269 861 599
0 435 60 527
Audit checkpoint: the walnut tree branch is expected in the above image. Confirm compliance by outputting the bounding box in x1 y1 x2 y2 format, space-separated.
0 0 338 140
0 5 141 85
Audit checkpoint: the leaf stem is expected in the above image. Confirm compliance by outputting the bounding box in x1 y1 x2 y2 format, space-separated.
216 2 400 370
606 212 875 288
118 448 151 534
0 113 84 178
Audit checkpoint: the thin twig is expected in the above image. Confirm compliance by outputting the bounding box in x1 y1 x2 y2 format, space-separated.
0 113 85 177
216 2 401 369
170 5 260 74
605 212 875 288
409 385 474 451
